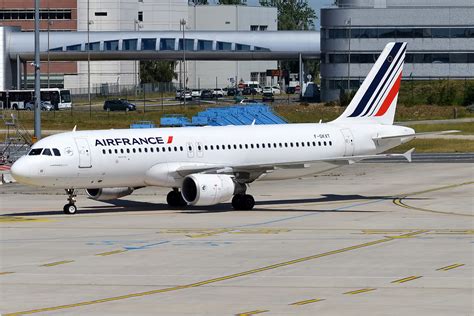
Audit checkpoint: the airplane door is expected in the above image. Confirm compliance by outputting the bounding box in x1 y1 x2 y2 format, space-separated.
340 129 355 156
74 138 92 168
186 142 194 158
196 142 204 158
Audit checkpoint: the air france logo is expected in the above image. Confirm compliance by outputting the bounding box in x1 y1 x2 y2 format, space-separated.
95 136 174 147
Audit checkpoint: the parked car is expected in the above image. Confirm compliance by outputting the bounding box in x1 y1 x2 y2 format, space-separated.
200 89 213 99
262 92 275 102
175 89 182 100
103 99 136 112
179 90 192 100
25 101 53 111
242 87 257 96
212 88 226 98
226 87 239 96
191 89 201 98
263 86 281 95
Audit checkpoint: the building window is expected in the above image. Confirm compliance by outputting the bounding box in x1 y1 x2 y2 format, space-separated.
95 12 107 17
250 72 258 81
0 9 72 20
138 11 143 22
104 40 119 51
123 39 138 51
259 25 268 31
250 25 258 31
178 39 194 51
235 43 250 51
66 44 82 51
216 41 232 51
254 46 270 52
160 38 175 50
141 38 156 50
85 42 100 51
197 40 213 51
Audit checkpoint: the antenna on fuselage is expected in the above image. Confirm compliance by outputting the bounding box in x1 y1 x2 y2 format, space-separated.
72 125 77 132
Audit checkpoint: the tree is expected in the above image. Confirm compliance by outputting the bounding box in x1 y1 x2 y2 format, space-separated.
259 0 317 31
188 0 208 4
218 0 247 4
140 61 177 83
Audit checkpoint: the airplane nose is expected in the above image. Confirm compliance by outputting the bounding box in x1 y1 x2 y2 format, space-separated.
10 158 31 184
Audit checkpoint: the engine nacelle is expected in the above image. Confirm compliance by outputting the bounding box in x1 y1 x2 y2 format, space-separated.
181 174 244 206
86 187 134 201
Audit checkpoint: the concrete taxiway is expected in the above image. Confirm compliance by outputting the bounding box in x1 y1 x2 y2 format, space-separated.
0 162 473 316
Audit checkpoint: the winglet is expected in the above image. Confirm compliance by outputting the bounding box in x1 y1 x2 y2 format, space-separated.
403 148 415 162
251 119 256 126
72 125 77 132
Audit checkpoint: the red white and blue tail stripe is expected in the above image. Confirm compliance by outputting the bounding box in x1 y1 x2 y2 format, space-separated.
334 42 407 125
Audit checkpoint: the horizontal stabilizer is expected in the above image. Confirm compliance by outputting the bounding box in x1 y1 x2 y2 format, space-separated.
373 130 459 141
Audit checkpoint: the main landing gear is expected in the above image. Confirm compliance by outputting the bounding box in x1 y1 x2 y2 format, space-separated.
231 194 255 210
167 188 187 208
63 189 77 215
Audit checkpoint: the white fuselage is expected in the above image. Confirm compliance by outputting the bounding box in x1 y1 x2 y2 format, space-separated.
11 122 413 189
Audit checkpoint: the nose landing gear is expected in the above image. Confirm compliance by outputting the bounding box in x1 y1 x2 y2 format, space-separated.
63 189 77 215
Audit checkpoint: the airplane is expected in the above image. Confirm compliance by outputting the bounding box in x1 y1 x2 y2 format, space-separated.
10 42 443 215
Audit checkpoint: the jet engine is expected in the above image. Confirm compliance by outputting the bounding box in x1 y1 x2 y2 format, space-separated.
86 187 134 201
181 174 245 206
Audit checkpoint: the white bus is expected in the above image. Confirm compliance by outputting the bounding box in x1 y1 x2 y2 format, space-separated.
0 88 72 110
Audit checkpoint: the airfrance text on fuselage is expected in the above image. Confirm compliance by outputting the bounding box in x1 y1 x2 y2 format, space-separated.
95 136 173 147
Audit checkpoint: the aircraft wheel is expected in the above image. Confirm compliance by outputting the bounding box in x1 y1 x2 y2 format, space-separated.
232 194 255 210
63 203 77 215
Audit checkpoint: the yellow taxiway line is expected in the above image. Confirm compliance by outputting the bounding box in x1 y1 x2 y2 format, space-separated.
391 275 422 284
40 260 74 267
343 288 376 295
436 263 465 271
4 231 426 316
289 298 325 305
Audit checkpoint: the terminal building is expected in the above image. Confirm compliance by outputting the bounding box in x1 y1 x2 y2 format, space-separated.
320 0 474 101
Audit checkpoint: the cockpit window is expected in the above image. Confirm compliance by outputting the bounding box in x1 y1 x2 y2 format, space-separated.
52 148 61 156
42 148 52 156
28 148 43 155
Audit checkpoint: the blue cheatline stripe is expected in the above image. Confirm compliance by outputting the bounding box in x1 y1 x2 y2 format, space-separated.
362 45 406 117
367 57 405 117
348 42 403 118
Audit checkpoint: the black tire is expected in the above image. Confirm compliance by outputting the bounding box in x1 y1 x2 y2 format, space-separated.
63 203 77 215
167 191 187 208
232 194 255 210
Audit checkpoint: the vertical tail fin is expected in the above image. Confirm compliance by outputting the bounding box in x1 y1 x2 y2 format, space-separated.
333 42 407 125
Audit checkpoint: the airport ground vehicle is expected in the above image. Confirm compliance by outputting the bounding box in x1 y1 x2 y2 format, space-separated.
0 88 72 110
103 100 136 112
242 87 257 95
179 90 192 100
13 42 453 215
24 101 54 111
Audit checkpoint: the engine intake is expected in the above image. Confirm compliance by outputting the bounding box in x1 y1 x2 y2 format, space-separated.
86 187 134 201
182 174 244 206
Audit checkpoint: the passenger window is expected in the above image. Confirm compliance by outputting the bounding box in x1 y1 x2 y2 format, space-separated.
180 146 183 151
312 141 316 146
174 147 178 151
133 148 136 153
28 148 43 155
290 143 294 147
239 144 242 149
307 142 311 146
273 143 277 148
233 145 237 149
296 143 299 147
120 149 124 154
228 145 231 150
216 145 220 150
198 145 202 151
127 148 130 153
211 145 214 150
150 148 154 153
284 143 288 147
301 142 305 147
168 147 171 152
52 148 61 156
318 141 321 146
256 144 260 149
42 148 52 156
205 145 208 150
102 149 106 154
279 143 282 147
324 141 327 146
109 149 113 154
329 141 332 146
115 149 118 154
144 148 148 153
245 144 248 149
250 144 254 149
262 144 265 148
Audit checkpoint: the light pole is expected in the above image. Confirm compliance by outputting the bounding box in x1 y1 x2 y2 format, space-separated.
134 19 142 97
346 18 352 92
47 1 52 89
180 18 187 108
33 0 41 140
87 0 92 117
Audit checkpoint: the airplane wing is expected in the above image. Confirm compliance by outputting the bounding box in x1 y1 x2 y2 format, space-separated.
173 149 415 182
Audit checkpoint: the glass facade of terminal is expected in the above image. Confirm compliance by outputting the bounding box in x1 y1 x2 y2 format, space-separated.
323 27 474 39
